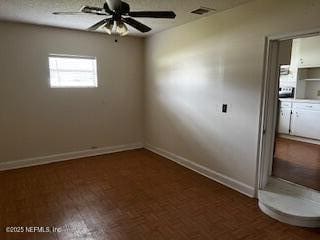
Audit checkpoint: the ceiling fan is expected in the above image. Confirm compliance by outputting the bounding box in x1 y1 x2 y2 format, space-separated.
53 0 176 36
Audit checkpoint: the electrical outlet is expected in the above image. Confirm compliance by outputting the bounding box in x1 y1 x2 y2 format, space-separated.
317 90 320 97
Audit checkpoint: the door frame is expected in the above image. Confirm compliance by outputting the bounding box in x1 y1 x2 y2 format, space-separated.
257 28 320 190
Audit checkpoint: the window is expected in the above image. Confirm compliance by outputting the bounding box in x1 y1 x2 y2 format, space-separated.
49 55 98 88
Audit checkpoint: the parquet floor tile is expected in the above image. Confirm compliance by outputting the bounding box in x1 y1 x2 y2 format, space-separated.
273 137 320 191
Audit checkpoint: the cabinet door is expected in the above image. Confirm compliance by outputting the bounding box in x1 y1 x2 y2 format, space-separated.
299 36 320 67
291 109 320 140
278 108 291 134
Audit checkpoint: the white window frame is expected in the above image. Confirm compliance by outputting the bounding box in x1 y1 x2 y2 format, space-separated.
48 54 98 88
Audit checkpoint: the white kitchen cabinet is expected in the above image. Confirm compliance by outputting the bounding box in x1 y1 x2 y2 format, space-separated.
278 108 291 134
291 103 320 140
298 36 320 68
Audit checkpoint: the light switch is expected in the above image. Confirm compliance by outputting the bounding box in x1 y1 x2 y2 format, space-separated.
222 104 228 113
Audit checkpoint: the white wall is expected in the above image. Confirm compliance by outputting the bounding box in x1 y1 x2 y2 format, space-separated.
0 21 144 163
145 0 320 193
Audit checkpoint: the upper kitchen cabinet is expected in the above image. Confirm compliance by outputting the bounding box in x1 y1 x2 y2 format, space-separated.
298 36 320 68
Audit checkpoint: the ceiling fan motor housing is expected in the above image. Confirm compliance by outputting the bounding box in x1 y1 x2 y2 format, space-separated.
104 1 130 14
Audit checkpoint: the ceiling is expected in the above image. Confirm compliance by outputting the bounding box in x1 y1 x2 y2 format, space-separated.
0 0 254 36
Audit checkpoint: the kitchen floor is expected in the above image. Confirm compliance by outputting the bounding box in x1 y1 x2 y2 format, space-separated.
1 149 320 239
273 137 320 191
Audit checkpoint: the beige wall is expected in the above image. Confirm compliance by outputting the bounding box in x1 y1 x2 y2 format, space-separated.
0 21 144 163
145 0 320 189
2 0 320 193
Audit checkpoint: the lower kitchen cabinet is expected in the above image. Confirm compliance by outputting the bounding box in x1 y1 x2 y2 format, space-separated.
278 108 291 134
290 103 320 140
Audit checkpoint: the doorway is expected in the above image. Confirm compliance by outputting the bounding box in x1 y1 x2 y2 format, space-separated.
259 32 320 191
271 35 320 192
257 30 320 228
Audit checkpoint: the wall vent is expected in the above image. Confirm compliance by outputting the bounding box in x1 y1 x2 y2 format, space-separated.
191 7 216 15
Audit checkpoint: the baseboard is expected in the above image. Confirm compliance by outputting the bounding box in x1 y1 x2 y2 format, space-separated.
0 143 143 171
1 142 256 198
278 134 320 145
145 143 256 198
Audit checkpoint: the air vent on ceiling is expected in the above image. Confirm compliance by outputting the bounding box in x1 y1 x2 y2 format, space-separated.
191 7 216 15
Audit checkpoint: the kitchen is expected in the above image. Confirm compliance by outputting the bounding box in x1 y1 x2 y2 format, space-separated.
273 35 320 191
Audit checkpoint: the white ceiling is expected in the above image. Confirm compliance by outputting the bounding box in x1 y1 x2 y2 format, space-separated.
0 0 253 36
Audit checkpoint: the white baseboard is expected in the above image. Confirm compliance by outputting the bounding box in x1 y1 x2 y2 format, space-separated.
1 142 256 198
145 143 256 198
0 143 143 171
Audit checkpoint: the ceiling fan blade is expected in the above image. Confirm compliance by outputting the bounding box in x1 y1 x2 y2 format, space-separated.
53 5 108 16
81 6 109 15
128 11 176 18
87 18 110 31
53 11 108 16
53 12 87 15
122 17 151 33
81 6 104 12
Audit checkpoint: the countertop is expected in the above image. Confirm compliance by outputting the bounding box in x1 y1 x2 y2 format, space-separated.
279 98 320 104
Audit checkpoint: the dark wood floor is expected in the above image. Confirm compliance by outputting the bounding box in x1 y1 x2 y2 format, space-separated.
0 149 319 240
273 137 320 191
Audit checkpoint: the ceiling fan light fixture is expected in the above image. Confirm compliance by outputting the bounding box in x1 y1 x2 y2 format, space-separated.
53 0 176 35
104 20 114 35
116 21 129 36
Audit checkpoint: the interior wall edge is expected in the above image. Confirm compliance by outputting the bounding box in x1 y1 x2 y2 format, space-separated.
0 19 145 39
145 143 256 198
0 143 143 171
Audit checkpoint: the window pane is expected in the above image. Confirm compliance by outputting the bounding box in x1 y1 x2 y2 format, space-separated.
49 55 98 88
